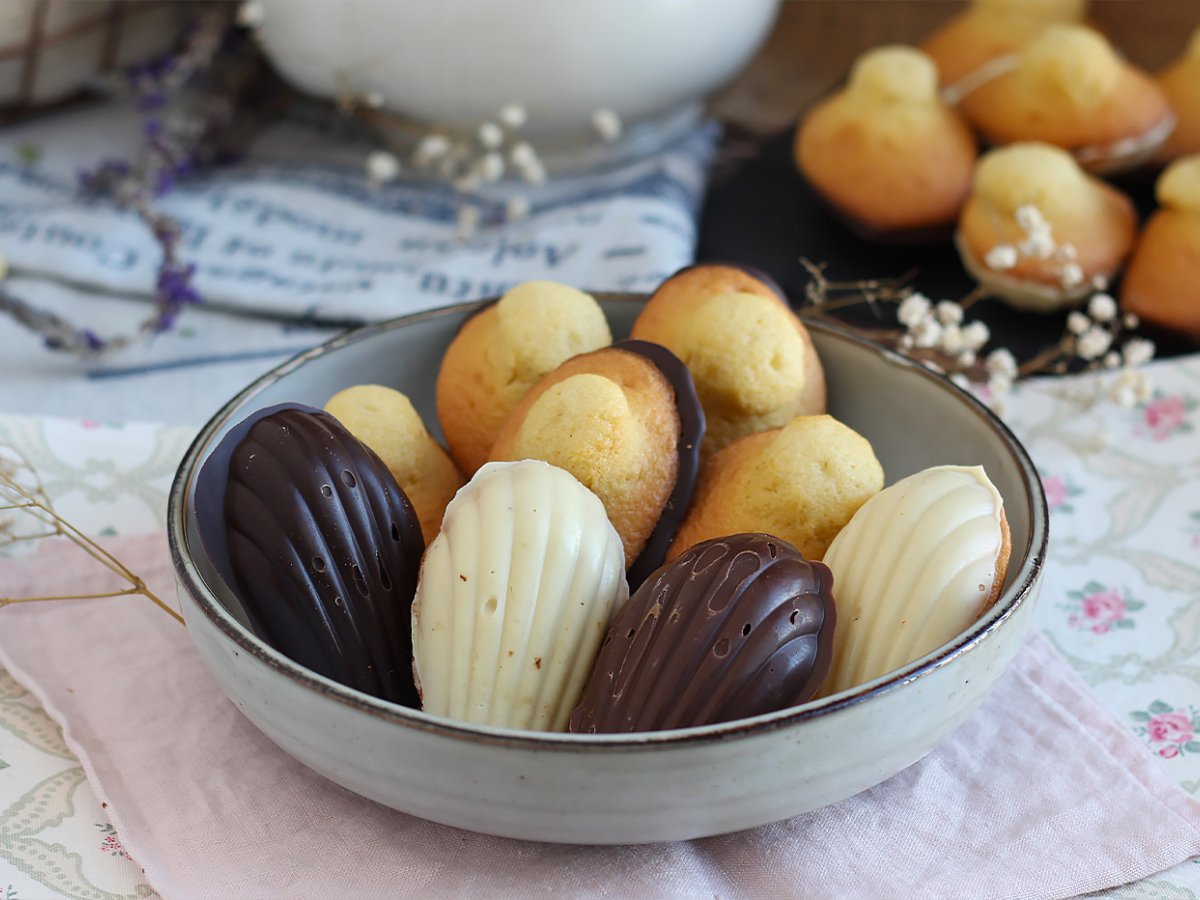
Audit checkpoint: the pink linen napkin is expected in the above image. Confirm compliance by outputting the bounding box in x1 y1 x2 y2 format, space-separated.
1 534 1198 900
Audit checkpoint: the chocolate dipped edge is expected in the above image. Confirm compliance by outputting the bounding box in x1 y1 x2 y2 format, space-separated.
615 339 706 590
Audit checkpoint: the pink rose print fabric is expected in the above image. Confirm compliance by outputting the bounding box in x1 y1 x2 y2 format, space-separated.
1135 393 1195 442
1062 582 1143 634
1133 701 1200 759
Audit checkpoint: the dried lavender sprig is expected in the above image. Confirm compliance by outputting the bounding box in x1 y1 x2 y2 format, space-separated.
2 6 277 357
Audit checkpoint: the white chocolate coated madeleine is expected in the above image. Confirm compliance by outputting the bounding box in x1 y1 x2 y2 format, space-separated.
412 460 628 731
822 465 1011 696
794 45 977 237
956 143 1136 311
959 25 1174 174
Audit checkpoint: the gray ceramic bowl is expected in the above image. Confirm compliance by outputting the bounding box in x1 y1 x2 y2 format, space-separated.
167 294 1047 844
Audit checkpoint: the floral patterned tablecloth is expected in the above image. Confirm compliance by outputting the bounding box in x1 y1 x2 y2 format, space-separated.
1 354 1199 898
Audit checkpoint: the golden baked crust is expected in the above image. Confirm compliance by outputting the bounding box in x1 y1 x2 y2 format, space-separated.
668 414 883 562
959 25 1174 173
1156 28 1200 162
1120 156 1200 340
956 143 1136 307
435 281 611 475
921 0 1086 86
490 346 680 567
794 46 978 235
325 384 464 542
631 264 825 457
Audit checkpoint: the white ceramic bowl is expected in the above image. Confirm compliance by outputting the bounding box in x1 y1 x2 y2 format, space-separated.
167 295 1047 845
254 0 779 146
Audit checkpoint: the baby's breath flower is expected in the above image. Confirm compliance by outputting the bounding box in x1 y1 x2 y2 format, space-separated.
478 122 504 150
898 333 915 350
1067 311 1091 335
364 90 385 109
1134 372 1154 403
987 373 1013 396
1103 351 1121 369
1123 337 1155 367
1014 204 1047 234
456 204 481 239
1109 382 1138 409
935 301 963 325
1092 274 1110 291
984 244 1018 270
1122 312 1139 329
939 323 965 355
475 152 505 183
365 151 400 184
961 320 990 352
1087 293 1117 322
986 348 1018 378
1019 231 1055 260
498 104 528 129
592 108 623 143
416 134 451 163
912 318 942 349
897 292 931 328
1054 243 1077 262
1059 263 1084 289
958 349 977 367
505 196 530 221
509 141 537 167
1076 326 1113 360
236 1 264 27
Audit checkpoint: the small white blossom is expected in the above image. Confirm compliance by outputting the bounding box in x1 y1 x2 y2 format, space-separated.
1123 312 1139 329
1135 372 1154 403
1019 231 1055 260
1014 204 1047 234
897 292 931 328
984 244 1018 271
958 350 977 367
1123 337 1155 367
416 134 451 163
365 151 400 184
1067 311 1091 335
478 122 504 150
912 318 942 349
898 333 915 350
961 320 990 352
1103 351 1121 369
1109 383 1138 409
1076 325 1113 360
1054 243 1078 262
1059 263 1084 289
1087 293 1117 322
456 204 481 239
498 104 528 129
1092 274 1110 291
509 141 537 167
505 196 530 221
475 152 505 183
939 323 965 355
986 348 1018 378
236 1 264 27
987 373 1013 396
592 108 623 142
364 90 385 109
936 301 963 325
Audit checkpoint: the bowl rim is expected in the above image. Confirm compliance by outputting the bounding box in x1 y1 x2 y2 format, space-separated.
167 293 1049 750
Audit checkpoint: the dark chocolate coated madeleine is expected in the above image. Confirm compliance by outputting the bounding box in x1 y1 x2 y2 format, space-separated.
570 533 836 733
196 403 424 706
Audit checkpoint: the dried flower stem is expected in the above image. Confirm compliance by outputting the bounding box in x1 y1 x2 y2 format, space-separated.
0 461 184 625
